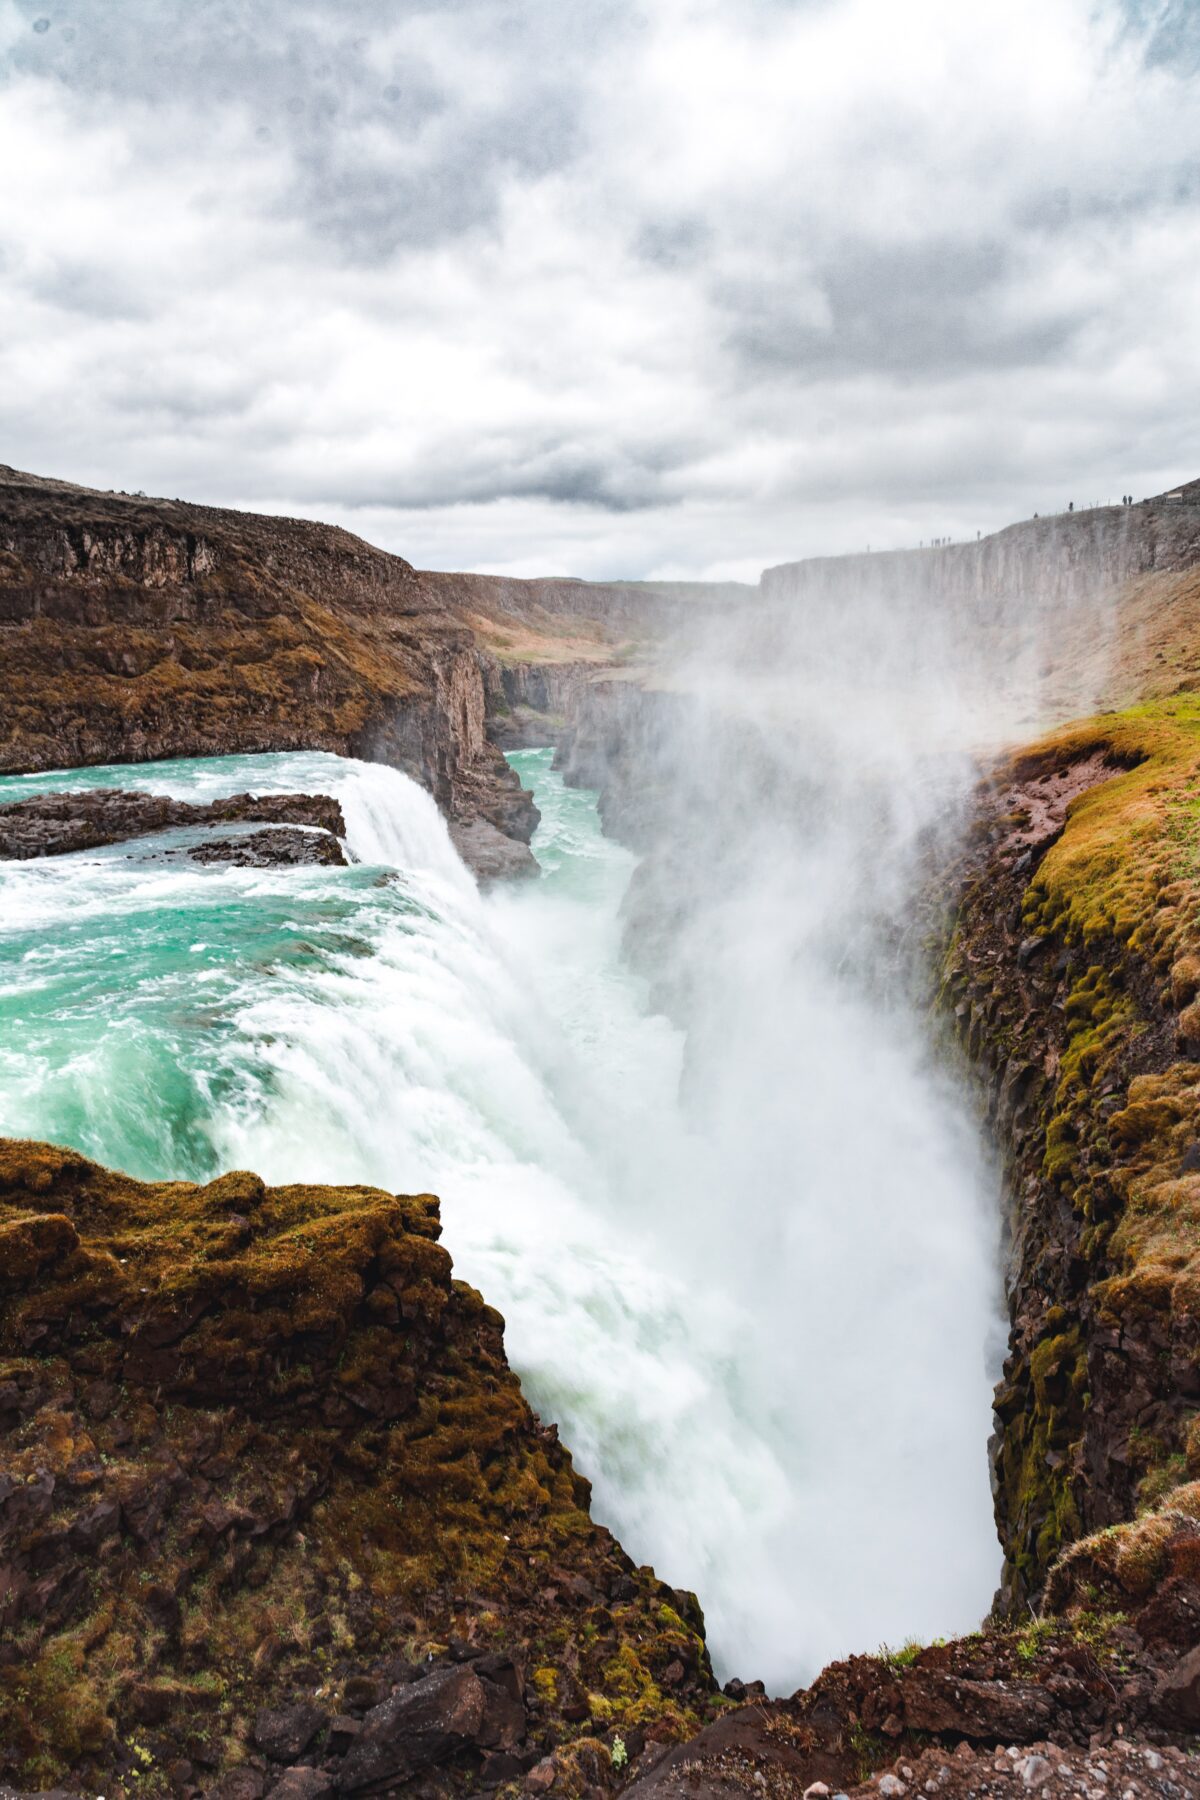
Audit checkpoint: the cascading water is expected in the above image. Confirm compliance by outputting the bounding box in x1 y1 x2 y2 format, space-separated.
0 741 1000 1690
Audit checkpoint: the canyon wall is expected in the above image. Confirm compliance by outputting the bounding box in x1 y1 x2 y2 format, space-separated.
943 707 1200 1611
7 465 1200 1792
763 499 1200 619
763 495 1200 721
421 568 745 751
422 570 749 641
0 467 538 875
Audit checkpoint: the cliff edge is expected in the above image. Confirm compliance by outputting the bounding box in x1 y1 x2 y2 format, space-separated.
0 1139 716 1794
0 468 536 877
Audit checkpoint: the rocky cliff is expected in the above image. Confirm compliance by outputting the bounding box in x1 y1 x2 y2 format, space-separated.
943 696 1200 1609
7 1134 1197 1800
420 570 743 751
533 503 1200 1798
762 500 1200 617
763 496 1200 721
549 546 1200 1624
0 1140 717 1796
0 468 537 877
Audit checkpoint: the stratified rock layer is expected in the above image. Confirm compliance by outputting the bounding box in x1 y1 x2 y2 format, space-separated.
0 467 537 877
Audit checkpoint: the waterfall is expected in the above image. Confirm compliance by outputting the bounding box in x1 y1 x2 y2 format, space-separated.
0 744 1000 1689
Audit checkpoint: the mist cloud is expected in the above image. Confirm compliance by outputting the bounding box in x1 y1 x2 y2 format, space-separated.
1 0 1197 578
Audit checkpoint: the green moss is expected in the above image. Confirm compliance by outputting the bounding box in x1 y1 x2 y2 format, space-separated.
1043 969 1132 1191
993 1327 1089 1590
878 1639 924 1670
1017 693 1200 956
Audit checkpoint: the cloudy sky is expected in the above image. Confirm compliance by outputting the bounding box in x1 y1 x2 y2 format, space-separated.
1 0 1198 580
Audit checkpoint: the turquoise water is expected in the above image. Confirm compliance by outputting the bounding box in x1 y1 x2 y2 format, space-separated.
0 752 480 1181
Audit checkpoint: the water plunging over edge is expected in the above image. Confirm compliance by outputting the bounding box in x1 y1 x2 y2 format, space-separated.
0 747 1001 1687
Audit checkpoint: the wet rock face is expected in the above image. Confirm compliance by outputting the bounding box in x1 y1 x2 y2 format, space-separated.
0 788 347 861
0 466 537 880
447 817 540 882
0 1139 717 1793
177 826 348 867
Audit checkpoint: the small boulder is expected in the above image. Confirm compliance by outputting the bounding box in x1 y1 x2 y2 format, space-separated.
268 1773 335 1800
337 1663 525 1792
1153 1644 1200 1726
213 1771 265 1800
525 1758 557 1793
340 1675 382 1715
254 1703 328 1762
142 1583 182 1637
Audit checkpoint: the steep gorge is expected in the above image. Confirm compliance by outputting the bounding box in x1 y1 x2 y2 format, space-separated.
5 470 1200 1797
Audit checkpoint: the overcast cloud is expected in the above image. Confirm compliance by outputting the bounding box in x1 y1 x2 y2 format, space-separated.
1 0 1198 579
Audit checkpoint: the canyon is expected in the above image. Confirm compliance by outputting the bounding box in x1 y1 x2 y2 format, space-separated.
3 467 1200 1799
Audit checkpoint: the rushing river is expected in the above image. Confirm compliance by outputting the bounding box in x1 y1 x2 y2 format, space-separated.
0 746 998 1688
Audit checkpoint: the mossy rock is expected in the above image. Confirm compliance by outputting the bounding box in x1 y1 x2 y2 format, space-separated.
0 1139 717 1790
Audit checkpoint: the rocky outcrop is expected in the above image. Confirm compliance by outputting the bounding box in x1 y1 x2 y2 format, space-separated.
0 467 536 878
178 828 347 868
0 789 346 862
618 1620 1200 1799
0 1139 718 1795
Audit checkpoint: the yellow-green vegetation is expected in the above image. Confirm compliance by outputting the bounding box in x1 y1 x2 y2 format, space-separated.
877 1640 925 1671
1019 692 1200 952
0 1139 715 1791
1011 1606 1132 1669
1046 1480 1200 1613
1043 967 1133 1187
1100 1065 1200 1328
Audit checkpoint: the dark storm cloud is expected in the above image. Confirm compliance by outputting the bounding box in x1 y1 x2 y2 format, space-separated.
1 0 1198 577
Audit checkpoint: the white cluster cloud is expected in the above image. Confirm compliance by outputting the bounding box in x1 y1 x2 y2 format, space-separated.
0 0 1197 578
